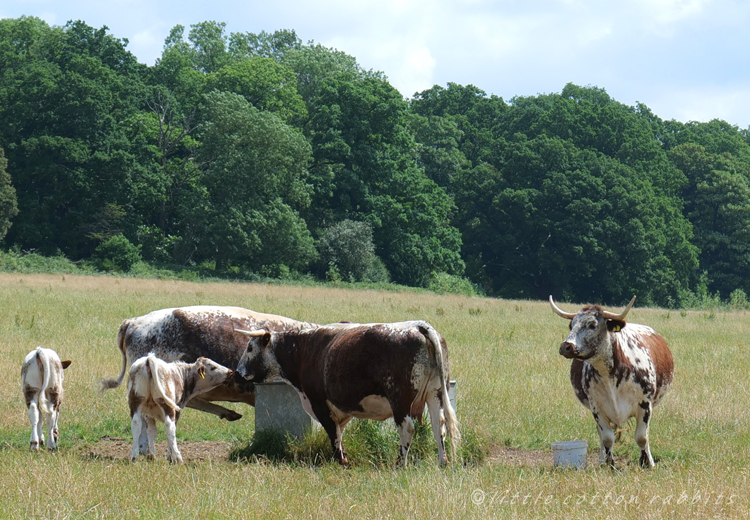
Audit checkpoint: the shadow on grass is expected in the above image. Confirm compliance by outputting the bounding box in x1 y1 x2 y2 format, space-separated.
230 418 487 468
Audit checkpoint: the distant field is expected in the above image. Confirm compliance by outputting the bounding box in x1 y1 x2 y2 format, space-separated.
0 273 748 519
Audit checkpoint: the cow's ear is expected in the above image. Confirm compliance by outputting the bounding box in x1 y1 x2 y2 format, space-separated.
198 365 206 379
607 320 626 332
61 360 72 369
261 332 272 348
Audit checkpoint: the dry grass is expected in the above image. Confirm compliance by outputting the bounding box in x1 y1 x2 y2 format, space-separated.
0 273 749 519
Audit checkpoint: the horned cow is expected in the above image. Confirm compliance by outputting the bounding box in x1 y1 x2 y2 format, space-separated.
127 354 234 463
21 347 72 451
236 320 460 467
550 296 674 468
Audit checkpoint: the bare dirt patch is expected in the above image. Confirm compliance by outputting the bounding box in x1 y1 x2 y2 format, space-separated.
85 438 625 469
487 445 627 469
85 437 234 462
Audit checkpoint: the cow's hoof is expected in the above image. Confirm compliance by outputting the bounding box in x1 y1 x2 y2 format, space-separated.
223 411 243 422
30 442 39 451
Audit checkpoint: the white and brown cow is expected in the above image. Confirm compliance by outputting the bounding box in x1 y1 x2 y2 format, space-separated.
127 353 234 463
21 347 72 451
100 306 313 423
235 321 460 467
550 296 674 468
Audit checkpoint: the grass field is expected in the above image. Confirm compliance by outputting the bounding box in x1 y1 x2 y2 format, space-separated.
0 273 748 519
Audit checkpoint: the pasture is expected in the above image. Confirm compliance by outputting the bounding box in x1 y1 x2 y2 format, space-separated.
0 273 748 519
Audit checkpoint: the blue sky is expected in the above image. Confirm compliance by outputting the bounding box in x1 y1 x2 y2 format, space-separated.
4 0 750 128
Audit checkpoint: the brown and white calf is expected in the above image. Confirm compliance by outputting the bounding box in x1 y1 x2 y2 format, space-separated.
236 321 460 467
550 296 674 468
21 347 72 451
127 354 234 463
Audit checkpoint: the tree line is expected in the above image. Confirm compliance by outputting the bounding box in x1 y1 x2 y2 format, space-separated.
1 16 750 308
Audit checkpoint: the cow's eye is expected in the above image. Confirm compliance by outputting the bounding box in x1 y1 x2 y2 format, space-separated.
588 322 597 330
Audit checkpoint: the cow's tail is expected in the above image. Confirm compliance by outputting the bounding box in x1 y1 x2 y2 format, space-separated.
36 347 52 414
99 321 129 392
146 354 180 412
423 322 461 462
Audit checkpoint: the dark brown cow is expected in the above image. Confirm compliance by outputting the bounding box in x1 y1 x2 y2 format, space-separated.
550 296 674 468
236 320 460 467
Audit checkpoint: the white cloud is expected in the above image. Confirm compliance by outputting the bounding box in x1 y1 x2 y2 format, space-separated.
648 85 750 127
633 0 710 25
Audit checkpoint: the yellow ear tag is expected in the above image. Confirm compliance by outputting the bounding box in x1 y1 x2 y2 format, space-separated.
613 325 621 332
200 367 205 379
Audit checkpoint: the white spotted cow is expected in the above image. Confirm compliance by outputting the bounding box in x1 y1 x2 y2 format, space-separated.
550 296 674 468
100 306 314 423
236 321 460 467
127 354 234 463
21 347 72 451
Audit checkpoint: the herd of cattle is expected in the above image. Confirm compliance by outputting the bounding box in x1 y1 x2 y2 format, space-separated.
20 296 674 468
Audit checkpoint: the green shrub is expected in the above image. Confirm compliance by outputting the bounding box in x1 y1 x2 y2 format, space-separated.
729 289 749 310
136 225 182 263
317 220 388 283
93 234 142 272
428 272 481 296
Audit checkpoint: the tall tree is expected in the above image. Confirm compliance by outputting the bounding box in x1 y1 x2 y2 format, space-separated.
184 91 315 271
0 17 148 256
452 135 697 306
670 142 750 296
206 58 307 123
306 74 464 285
0 146 18 242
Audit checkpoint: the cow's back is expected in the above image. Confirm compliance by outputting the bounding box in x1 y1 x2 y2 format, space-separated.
123 306 312 369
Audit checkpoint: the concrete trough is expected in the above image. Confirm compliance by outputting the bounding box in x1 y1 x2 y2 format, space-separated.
254 381 317 439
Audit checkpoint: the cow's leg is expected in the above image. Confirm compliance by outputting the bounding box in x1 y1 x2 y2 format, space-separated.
593 411 616 467
45 406 57 451
426 393 447 465
50 404 61 450
313 403 349 465
138 424 149 455
145 416 158 460
130 412 143 461
45 392 60 451
636 401 655 468
27 395 42 451
164 415 182 464
186 398 243 421
395 415 416 467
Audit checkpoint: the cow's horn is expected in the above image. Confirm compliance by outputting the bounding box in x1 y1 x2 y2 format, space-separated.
549 296 576 320
601 296 637 321
234 329 268 337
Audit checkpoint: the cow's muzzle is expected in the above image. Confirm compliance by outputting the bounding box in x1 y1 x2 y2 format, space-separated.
559 341 579 359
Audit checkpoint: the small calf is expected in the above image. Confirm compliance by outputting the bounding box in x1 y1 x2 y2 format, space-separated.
127 354 234 463
21 347 72 451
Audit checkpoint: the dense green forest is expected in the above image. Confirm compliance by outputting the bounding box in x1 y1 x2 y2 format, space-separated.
2 16 750 308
